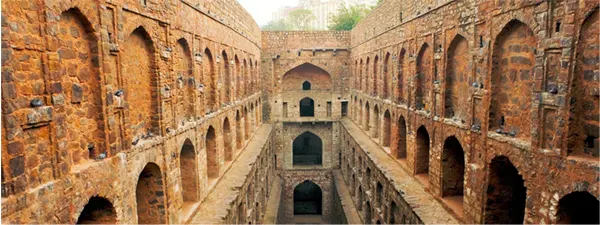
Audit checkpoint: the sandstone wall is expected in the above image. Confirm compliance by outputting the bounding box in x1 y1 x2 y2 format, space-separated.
1 0 267 223
348 0 599 223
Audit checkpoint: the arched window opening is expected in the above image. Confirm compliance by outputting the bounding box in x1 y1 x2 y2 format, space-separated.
557 191 599 224
180 139 199 203
236 111 242 149
396 116 407 159
383 110 391 147
77 197 117 224
372 105 380 138
206 126 219 179
484 156 526 224
293 132 323 166
136 163 166 224
441 136 465 215
299 97 315 117
293 181 322 215
416 43 432 110
302 81 311 90
365 102 371 131
223 118 233 162
415 126 430 186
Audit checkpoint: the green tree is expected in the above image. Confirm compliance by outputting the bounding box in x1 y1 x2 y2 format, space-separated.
287 9 316 30
327 4 372 31
262 19 293 31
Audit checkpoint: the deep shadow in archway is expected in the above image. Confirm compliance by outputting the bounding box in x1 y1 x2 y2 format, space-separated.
293 132 323 166
557 191 599 224
136 163 166 224
77 196 117 224
484 156 526 224
294 180 322 215
300 97 315 117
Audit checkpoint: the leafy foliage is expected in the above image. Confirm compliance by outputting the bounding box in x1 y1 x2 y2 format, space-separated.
287 9 316 30
327 4 373 31
262 19 293 31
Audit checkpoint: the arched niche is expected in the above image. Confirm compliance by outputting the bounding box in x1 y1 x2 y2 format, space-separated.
282 63 332 91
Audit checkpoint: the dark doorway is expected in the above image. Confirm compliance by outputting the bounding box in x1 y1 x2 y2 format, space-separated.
300 97 315 117
135 163 166 224
484 156 526 224
294 181 322 214
77 197 117 224
341 102 348 117
557 191 599 224
293 132 323 166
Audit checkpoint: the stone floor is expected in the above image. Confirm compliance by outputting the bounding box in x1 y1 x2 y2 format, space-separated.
189 124 273 224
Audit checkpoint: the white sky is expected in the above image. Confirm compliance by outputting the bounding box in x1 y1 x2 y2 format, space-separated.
237 0 299 26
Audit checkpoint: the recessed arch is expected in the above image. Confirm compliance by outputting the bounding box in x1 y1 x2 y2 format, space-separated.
416 43 432 110
360 59 364 92
484 156 526 224
568 8 599 158
222 50 231 104
223 117 233 162
299 97 315 117
293 132 323 166
282 63 332 91
365 57 370 93
373 55 379 95
293 180 322 215
365 102 371 131
415 126 430 175
441 136 465 197
557 191 599 224
58 8 105 162
204 48 217 113
76 196 117 224
444 35 469 121
489 20 537 140
175 38 194 124
302 81 311 90
180 139 199 202
373 105 380 138
396 116 407 159
383 52 391 99
244 106 250 140
206 126 219 179
383 110 391 147
235 55 242 100
136 163 166 224
397 48 407 103
123 26 158 140
236 110 243 149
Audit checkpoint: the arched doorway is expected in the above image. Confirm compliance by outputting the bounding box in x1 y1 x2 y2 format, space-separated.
77 197 116 224
415 126 430 186
300 97 315 117
373 105 380 138
223 118 233 162
383 110 391 147
294 181 322 215
206 126 219 179
136 163 166 224
204 48 217 113
365 102 371 131
441 136 465 216
293 132 323 166
180 139 199 203
396 116 407 159
236 110 243 149
557 191 599 224
222 51 231 104
484 156 526 224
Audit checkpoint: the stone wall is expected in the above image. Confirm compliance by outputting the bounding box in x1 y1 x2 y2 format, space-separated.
349 0 599 224
1 0 267 224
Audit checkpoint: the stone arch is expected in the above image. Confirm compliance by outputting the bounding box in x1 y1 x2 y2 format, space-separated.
299 97 315 117
483 156 526 224
351 173 356 196
383 110 391 147
175 38 194 124
205 126 219 179
360 58 364 92
123 26 159 140
366 57 371 93
415 126 430 175
204 48 217 113
488 20 536 140
444 35 469 121
390 201 398 224
250 103 256 129
235 55 242 100
223 117 233 162
557 191 599 224
359 99 363 125
76 196 117 224
222 50 231 104
358 186 364 210
244 106 250 140
293 180 322 215
365 201 372 223
236 110 243 149
282 63 332 91
244 59 250 96
441 136 465 214
396 116 407 159
180 139 199 202
354 60 359 88
57 8 105 162
416 43 432 110
376 182 383 207
383 52 391 99
397 48 408 103
365 102 371 131
373 105 380 138
373 55 379 95
292 132 323 166
135 163 166 224
567 7 599 158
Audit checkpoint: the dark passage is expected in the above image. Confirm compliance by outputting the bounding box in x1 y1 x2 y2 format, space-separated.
293 132 323 166
294 180 322 215
300 97 315 117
